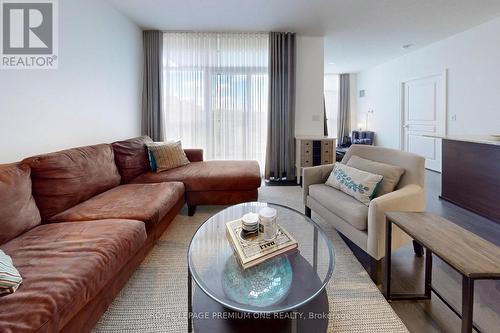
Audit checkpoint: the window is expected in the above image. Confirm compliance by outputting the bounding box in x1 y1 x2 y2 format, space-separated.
324 74 339 137
162 32 269 169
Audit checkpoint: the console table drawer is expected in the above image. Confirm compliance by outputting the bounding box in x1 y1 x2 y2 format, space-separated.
321 140 333 149
301 140 313 151
321 156 332 164
301 150 312 159
301 157 313 167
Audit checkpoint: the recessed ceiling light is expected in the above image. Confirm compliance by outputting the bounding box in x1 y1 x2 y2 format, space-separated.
328 62 336 65
401 43 413 49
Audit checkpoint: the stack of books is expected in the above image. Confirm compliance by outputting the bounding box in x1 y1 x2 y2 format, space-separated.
226 219 298 269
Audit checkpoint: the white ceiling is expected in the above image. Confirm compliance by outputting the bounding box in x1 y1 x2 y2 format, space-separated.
107 0 500 73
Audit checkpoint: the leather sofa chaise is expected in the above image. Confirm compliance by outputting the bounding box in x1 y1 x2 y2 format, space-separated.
0 136 261 333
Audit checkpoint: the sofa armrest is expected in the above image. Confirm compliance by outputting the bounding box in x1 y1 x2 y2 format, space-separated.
367 184 425 259
184 149 204 162
302 164 334 205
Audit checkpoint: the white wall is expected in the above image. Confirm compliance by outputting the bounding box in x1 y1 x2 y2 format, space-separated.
0 0 142 163
356 16 500 149
295 36 324 136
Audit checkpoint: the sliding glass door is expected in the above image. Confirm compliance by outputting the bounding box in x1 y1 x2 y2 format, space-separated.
162 32 269 169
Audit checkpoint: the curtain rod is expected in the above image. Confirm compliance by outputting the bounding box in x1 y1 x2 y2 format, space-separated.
157 30 296 34
160 30 267 33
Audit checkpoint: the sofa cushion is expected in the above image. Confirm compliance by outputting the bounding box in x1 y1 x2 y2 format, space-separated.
184 149 204 162
309 184 368 231
112 136 153 183
0 163 41 245
22 144 121 220
131 160 261 192
49 182 185 229
0 219 146 333
346 155 405 197
186 189 258 206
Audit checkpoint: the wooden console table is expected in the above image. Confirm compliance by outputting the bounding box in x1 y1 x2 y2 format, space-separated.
384 212 500 333
295 136 336 185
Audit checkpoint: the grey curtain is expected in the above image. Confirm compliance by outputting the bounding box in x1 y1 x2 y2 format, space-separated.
337 73 350 146
141 31 164 141
265 32 296 181
323 95 328 137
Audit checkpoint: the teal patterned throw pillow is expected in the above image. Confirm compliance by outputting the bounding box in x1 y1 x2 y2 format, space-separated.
325 163 384 205
148 150 157 171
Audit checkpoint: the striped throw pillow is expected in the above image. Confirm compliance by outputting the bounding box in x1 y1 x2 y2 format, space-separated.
146 141 190 172
0 250 22 295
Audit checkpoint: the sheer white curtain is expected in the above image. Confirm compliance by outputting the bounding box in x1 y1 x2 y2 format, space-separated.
162 32 269 169
324 74 339 137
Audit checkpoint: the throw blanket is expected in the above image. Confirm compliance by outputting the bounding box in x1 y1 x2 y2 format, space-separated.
0 250 22 295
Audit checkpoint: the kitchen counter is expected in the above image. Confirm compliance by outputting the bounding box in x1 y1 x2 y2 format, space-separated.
440 138 500 223
424 134 500 146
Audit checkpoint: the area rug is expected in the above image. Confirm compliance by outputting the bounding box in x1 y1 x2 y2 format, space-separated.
93 185 408 332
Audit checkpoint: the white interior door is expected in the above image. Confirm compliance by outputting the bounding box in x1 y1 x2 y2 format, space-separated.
401 72 446 172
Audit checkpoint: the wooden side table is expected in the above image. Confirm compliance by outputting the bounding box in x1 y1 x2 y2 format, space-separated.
384 212 500 333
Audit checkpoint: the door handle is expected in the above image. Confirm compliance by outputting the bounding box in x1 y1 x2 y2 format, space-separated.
403 124 410 128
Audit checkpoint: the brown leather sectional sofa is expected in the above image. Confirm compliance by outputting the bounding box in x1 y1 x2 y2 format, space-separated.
0 136 261 333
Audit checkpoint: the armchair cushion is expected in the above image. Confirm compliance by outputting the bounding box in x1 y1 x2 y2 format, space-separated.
347 155 405 197
302 164 334 204
309 184 368 231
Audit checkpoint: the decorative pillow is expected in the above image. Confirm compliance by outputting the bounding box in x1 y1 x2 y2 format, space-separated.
0 250 22 295
325 163 383 205
111 136 153 183
146 141 190 172
346 155 405 197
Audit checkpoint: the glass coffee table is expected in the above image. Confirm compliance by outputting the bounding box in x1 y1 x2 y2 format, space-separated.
187 202 334 332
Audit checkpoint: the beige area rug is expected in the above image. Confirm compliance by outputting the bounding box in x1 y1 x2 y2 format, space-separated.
93 185 408 333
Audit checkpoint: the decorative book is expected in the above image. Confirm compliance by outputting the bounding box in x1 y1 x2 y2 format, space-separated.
226 219 298 269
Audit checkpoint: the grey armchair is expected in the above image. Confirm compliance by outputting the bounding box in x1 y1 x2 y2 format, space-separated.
303 145 425 282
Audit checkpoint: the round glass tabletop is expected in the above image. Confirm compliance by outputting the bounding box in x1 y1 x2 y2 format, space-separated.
188 202 334 313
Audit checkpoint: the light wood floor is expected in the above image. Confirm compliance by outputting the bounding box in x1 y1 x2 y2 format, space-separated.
385 170 500 333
